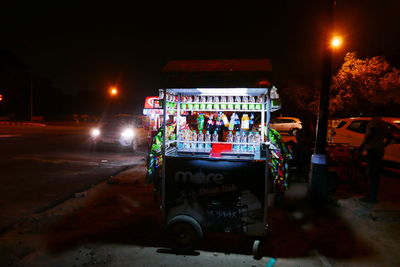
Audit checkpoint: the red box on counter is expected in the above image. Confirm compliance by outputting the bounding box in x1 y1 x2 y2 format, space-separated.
211 142 232 154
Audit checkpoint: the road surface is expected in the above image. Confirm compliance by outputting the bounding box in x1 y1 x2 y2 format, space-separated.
0 123 147 232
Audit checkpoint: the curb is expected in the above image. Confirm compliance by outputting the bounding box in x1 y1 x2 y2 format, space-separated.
0 121 46 127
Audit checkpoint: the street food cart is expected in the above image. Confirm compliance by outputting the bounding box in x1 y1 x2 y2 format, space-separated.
157 59 284 256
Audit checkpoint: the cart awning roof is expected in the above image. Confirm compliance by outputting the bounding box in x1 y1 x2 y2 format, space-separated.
161 59 272 89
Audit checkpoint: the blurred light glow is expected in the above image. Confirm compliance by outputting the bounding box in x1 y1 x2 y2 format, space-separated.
331 36 343 48
110 87 118 96
121 128 134 138
91 128 100 137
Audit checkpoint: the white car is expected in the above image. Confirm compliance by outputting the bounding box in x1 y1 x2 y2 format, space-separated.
330 117 400 170
90 114 140 152
270 117 302 135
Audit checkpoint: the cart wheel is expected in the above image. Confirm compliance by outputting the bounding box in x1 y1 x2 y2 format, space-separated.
166 215 203 254
252 239 262 259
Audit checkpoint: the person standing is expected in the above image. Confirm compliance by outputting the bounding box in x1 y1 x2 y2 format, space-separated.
358 105 392 203
294 115 315 181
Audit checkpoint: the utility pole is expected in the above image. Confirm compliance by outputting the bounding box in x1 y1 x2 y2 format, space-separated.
309 0 335 207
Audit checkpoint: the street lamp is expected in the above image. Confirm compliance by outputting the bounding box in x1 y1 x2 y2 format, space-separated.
109 86 118 97
331 35 343 48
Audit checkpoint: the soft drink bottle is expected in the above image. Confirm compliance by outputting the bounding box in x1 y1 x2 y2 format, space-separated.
249 96 255 110
229 113 235 131
256 96 262 110
227 96 234 110
200 96 207 109
191 130 198 150
221 113 229 129
234 96 241 110
240 132 247 152
249 113 254 130
197 131 204 151
234 113 241 131
220 96 227 109
193 95 200 109
205 131 212 152
214 113 223 133
197 113 205 131
207 96 213 110
213 96 220 110
241 114 250 130
206 115 214 133
242 96 248 110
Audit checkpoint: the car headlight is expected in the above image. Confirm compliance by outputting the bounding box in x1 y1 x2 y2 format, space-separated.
121 128 134 139
91 128 100 137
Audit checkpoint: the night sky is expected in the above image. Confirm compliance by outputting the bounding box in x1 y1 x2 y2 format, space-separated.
1 0 400 116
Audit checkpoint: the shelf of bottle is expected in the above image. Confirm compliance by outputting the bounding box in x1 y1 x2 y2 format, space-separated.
166 109 264 112
165 101 266 105
175 141 262 145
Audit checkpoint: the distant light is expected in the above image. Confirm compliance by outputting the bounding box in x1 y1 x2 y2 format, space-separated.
91 128 100 137
121 128 134 139
0 94 3 101
109 87 118 96
331 36 343 48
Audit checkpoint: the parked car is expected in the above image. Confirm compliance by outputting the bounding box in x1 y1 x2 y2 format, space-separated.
269 117 302 135
90 114 140 151
330 117 400 170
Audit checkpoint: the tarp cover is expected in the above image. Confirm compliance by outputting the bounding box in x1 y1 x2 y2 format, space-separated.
161 59 272 89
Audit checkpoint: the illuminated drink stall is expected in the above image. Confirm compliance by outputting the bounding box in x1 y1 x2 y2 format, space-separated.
159 59 282 256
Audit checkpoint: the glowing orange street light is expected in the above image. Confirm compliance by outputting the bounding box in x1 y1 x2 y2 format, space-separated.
109 87 118 96
331 35 343 48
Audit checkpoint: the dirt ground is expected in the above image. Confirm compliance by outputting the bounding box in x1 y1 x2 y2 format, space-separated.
1 161 400 267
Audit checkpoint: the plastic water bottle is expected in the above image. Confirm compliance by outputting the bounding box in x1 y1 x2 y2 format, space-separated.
240 132 247 152
226 131 233 143
198 131 204 151
233 132 240 151
248 132 254 152
205 131 212 152
254 131 261 152
191 130 197 150
178 130 184 150
184 130 191 150
212 131 219 142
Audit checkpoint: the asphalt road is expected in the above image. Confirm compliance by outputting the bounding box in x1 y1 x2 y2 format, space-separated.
0 124 147 232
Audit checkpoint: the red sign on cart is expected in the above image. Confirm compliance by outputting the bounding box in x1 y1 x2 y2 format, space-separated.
144 96 161 109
